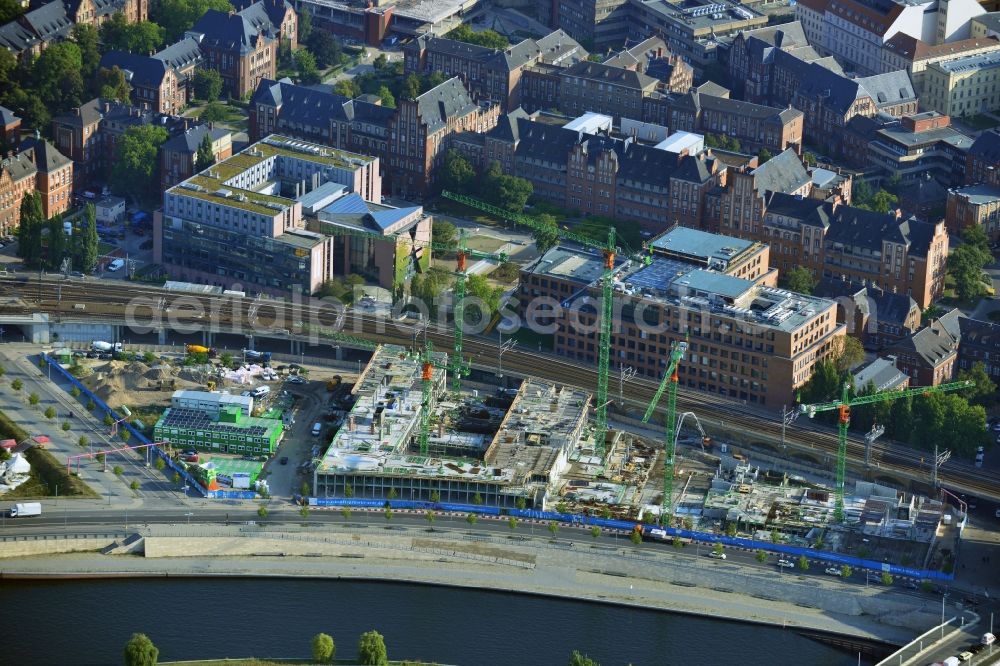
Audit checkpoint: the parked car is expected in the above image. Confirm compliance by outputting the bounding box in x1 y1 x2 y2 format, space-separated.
107 258 125 272
287 375 306 384
777 559 795 568
707 551 726 560
279 457 288 465
824 567 842 576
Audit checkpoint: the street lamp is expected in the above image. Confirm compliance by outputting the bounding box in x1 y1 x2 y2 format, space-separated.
618 364 637 406
780 404 798 451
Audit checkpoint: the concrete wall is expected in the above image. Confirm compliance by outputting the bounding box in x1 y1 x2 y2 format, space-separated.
51 322 115 343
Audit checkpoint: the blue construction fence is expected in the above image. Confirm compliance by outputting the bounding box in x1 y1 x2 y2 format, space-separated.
41 353 258 500
300 496 954 582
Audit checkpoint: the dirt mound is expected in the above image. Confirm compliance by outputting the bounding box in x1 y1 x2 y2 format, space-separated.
143 365 174 381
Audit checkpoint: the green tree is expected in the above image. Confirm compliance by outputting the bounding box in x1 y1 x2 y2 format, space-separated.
344 483 354 498
0 0 24 23
712 543 724 556
295 49 320 85
958 362 996 407
110 124 169 200
44 406 56 419
33 42 85 114
803 152 817 166
154 457 165 470
799 358 840 405
78 435 89 447
797 555 810 570
195 133 215 173
757 148 773 164
782 266 815 295
307 30 342 69
949 227 993 301
532 213 560 254
113 465 124 476
73 203 99 274
755 549 767 563
431 219 457 248
515 496 526 510
445 24 509 49
840 565 852 578
172 472 181 484
403 73 422 99
548 520 559 538
881 572 894 585
425 509 436 526
439 149 475 193
590 526 601 539
377 85 396 108
373 53 388 70
94 65 132 104
568 650 601 666
28 392 39 406
630 529 642 545
340 507 351 520
466 512 477 527
193 68 223 102
383 506 393 521
123 632 159 666
47 215 67 270
154 0 234 41
10 378 21 393
311 633 335 664
333 79 361 99
297 7 312 43
257 505 268 518
199 101 227 122
429 490 441 503
72 23 101 79
508 517 518 531
770 529 781 543
17 192 44 268
483 161 532 212
358 630 388 666
130 479 139 490
472 492 483 505
831 334 864 374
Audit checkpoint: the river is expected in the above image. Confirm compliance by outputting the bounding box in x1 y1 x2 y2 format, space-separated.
0 578 874 665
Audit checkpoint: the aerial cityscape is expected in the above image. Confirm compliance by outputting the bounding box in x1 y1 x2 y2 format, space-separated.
0 0 999 662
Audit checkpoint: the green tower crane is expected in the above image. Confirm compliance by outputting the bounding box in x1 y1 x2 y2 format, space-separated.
441 190 649 459
323 223 506 394
799 378 972 522
416 340 450 457
641 340 688 524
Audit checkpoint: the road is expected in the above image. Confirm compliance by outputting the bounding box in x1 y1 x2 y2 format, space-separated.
5 275 1000 502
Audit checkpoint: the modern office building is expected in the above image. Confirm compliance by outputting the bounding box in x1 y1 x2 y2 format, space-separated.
171 390 254 417
154 406 284 455
154 134 381 295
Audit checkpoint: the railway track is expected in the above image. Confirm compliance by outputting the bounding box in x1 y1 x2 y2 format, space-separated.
9 275 1000 500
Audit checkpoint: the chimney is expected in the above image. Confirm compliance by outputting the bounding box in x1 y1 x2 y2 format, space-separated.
348 415 355 432
831 197 839 214
775 30 784 49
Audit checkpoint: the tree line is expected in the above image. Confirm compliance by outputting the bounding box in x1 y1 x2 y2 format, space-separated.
798 343 994 457
16 196 99 274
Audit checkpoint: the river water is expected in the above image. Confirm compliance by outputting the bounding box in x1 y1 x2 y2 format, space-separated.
0 578 872 665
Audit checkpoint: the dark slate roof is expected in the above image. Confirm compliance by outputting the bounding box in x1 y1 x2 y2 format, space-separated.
100 51 170 88
958 317 1000 353
795 62 866 115
154 37 204 72
698 93 802 124
233 0 291 33
63 0 125 19
869 288 919 326
414 77 478 134
897 174 947 210
0 105 19 126
763 191 827 222
891 325 956 367
534 29 587 65
857 70 916 109
737 21 810 49
252 79 348 126
823 205 939 256
21 1 72 43
968 129 1000 162
1 151 38 182
488 107 529 142
560 61 658 90
17 135 70 172
52 98 105 129
671 154 713 183
752 149 810 195
0 18 40 52
603 36 668 69
163 124 230 153
191 9 273 55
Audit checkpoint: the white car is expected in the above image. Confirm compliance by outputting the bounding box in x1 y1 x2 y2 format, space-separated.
107 258 125 271
287 375 306 384
825 567 842 576
707 551 727 560
777 559 795 568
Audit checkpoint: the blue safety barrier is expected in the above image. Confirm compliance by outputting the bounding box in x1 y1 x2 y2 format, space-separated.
299 495 954 581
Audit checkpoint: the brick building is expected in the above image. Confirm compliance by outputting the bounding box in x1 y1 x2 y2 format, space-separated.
189 9 277 98
0 106 21 149
160 124 233 190
403 30 587 112
884 318 958 386
0 0 146 61
946 183 1000 240
99 52 184 115
965 128 1000 185
0 135 73 233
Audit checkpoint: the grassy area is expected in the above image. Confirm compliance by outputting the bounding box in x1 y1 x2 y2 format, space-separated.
0 410 98 498
465 236 506 254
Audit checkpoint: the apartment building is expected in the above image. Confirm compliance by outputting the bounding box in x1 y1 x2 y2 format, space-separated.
728 22 830 103
884 318 958 385
669 91 805 154
956 316 1000 380
796 0 985 76
99 52 184 115
233 0 298 50
153 38 205 103
155 135 381 295
604 37 694 92
714 148 813 236
160 124 233 190
17 135 73 220
0 152 38 234
965 127 1000 184
521 226 845 407
946 183 1000 239
556 60 659 121
923 49 1000 115
815 277 921 349
0 0 146 61
402 30 587 112
881 33 1000 92
189 9 277 98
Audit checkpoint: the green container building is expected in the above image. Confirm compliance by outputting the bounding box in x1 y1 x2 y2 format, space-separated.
154 406 284 456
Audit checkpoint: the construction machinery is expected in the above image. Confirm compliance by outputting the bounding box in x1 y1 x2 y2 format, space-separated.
441 190 650 459
799 379 972 522
324 223 506 393
416 341 450 457
640 340 688 524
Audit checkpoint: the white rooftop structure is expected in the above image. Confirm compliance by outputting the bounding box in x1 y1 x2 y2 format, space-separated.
655 131 705 155
564 112 614 135
171 390 254 416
